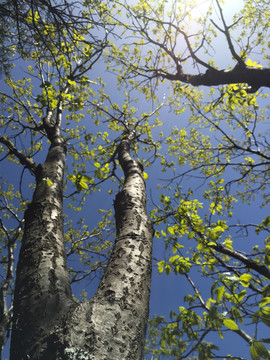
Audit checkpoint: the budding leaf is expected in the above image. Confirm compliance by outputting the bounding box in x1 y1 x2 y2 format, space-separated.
143 172 148 180
43 177 53 186
223 318 239 331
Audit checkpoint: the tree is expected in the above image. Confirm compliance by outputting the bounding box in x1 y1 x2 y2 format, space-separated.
10 124 153 359
2 0 270 359
104 0 270 359
0 1 157 358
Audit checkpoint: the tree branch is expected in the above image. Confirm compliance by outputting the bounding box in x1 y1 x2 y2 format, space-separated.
185 213 270 279
160 65 270 91
212 0 245 65
0 136 37 174
210 242 270 279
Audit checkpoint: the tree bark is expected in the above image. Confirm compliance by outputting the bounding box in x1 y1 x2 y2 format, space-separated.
56 135 154 360
10 139 74 360
10 134 154 360
161 65 270 91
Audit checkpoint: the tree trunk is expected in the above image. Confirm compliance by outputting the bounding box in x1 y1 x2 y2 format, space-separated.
10 139 74 360
10 134 154 360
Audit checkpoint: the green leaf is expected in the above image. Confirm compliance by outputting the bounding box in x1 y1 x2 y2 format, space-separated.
260 307 270 326
263 216 270 227
157 261 164 274
143 171 148 180
246 58 263 68
169 255 179 263
67 79 76 86
223 318 239 331
167 226 175 235
79 180 88 190
216 286 225 303
250 344 261 360
260 297 270 307
237 289 246 302
81 175 93 183
67 174 76 182
212 225 225 233
253 342 270 359
95 170 104 180
253 310 261 324
43 177 53 186
165 264 171 275
239 273 253 287
240 89 247 97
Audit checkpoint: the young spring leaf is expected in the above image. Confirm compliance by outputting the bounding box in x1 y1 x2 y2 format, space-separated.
223 318 239 331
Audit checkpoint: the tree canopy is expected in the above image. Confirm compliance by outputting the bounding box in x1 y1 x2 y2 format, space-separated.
1 0 270 359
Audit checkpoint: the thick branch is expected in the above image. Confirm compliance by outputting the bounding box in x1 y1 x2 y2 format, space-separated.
0 136 37 174
185 214 270 279
210 243 270 279
161 65 270 91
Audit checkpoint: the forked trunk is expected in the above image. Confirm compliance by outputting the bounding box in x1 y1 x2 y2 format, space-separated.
10 135 153 359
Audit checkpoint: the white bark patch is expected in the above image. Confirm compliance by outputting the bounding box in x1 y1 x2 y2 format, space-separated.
56 256 65 268
45 222 55 233
51 208 58 220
